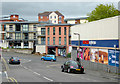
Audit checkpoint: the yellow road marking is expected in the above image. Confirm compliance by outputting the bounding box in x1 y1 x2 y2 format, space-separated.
2 57 9 71
8 77 18 84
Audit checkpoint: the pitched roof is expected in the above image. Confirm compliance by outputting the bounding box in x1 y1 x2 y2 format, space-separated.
38 11 64 16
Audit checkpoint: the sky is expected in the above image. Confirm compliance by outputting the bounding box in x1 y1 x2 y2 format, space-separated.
1 1 119 21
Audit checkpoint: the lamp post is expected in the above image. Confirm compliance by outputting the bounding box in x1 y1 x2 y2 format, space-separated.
74 33 80 62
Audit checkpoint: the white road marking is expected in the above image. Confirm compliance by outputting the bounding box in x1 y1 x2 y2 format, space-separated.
33 72 41 76
4 71 8 79
0 72 1 74
43 76 53 82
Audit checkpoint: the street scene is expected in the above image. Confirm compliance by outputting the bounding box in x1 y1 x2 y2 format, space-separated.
0 1 120 84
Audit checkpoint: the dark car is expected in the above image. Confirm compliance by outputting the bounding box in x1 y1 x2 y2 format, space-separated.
9 57 20 64
61 60 84 73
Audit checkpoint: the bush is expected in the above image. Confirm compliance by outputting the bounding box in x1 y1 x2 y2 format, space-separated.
66 53 71 58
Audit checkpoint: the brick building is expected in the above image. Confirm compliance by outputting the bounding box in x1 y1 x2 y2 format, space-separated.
38 11 64 24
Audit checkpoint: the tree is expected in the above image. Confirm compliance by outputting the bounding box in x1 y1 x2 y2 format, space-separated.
87 4 120 22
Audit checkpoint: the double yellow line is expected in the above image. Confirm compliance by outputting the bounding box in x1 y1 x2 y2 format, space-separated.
8 77 18 84
2 57 18 83
1 57 9 71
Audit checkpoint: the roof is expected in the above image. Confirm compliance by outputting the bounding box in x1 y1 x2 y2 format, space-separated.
38 11 63 16
2 21 45 24
64 17 88 21
38 23 74 27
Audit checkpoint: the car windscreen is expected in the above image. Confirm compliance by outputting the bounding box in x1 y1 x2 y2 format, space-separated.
13 57 19 60
70 61 81 66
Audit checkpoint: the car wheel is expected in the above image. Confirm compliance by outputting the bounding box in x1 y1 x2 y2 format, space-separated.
41 58 44 61
67 68 71 73
62 68 64 72
51 59 53 62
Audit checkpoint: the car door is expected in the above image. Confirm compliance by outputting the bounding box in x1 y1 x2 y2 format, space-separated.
64 61 69 70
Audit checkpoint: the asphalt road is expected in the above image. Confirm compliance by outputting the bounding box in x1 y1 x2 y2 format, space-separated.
2 51 119 83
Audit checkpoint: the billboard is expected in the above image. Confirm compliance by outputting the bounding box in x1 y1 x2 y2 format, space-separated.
90 48 99 63
98 49 108 65
108 49 119 67
83 48 90 60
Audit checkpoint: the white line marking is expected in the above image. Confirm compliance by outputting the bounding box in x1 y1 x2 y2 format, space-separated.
33 72 41 76
43 76 53 82
4 71 8 79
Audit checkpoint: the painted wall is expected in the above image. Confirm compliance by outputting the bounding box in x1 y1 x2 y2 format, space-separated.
49 12 58 24
71 16 118 41
36 45 46 54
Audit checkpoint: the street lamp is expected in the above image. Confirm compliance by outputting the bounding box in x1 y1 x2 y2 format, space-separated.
74 33 80 62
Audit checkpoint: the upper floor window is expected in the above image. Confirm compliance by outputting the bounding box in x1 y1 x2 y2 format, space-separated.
48 37 50 45
64 27 66 35
33 24 36 31
53 37 55 45
34 33 36 39
3 25 6 31
59 37 61 45
9 33 13 38
50 16 52 19
22 24 28 31
59 27 61 35
59 16 62 19
9 25 13 31
64 37 66 45
59 21 61 24
15 33 21 39
48 27 49 35
54 16 56 19
41 28 45 35
53 27 55 35
54 20 56 23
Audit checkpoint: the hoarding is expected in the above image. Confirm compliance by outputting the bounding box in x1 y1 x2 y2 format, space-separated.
90 48 99 63
108 49 119 67
83 48 90 60
98 49 108 65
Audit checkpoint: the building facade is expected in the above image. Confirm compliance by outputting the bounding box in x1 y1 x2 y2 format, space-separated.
36 24 72 56
2 21 41 48
71 16 119 67
38 11 64 24
64 17 88 24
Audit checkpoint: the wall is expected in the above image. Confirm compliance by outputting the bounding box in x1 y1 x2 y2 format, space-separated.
71 16 118 41
67 20 75 24
49 12 58 24
36 45 46 54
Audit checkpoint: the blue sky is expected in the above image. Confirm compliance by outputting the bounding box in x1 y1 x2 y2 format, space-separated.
2 2 118 21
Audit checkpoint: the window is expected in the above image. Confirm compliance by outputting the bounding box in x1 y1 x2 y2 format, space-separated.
16 24 21 31
69 27 71 35
4 25 6 31
22 24 28 31
23 33 28 39
41 37 45 45
41 16 43 19
48 37 50 45
50 16 52 19
48 27 49 35
15 33 21 39
59 27 61 35
59 16 62 19
41 28 45 35
24 41 28 46
9 33 12 38
53 27 55 35
64 27 66 35
34 33 36 39
64 37 66 45
9 25 13 31
59 37 61 45
33 24 36 31
54 16 56 19
54 20 56 23
59 20 61 24
53 37 55 45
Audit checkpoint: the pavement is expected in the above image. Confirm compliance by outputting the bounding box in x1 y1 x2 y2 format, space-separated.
1 51 119 83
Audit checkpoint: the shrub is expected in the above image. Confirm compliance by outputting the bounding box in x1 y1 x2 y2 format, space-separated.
66 53 71 58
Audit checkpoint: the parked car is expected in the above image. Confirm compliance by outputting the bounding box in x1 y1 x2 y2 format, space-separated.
61 60 84 73
41 54 56 62
9 57 20 64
